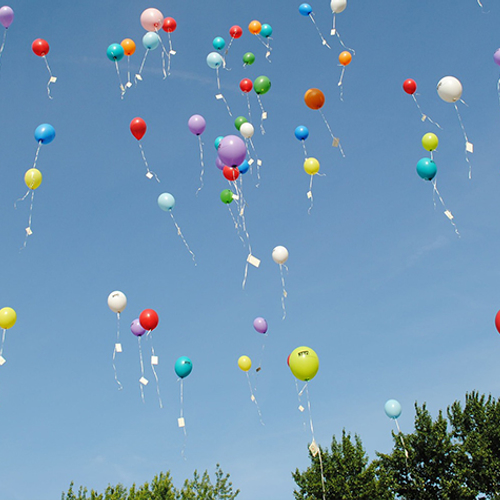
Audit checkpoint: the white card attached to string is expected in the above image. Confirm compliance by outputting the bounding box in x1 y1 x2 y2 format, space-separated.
139 376 149 386
421 114 427 122
215 94 224 100
330 29 336 35
145 172 153 179
178 417 185 428
170 50 176 55
248 158 254 166
283 290 288 298
50 76 57 83
298 405 305 412
307 191 312 199
0 356 6 366
26 227 33 236
126 82 133 88
332 137 340 148
466 142 474 153
232 193 239 201
247 254 261 268
309 440 319 457
261 112 268 120
135 74 143 81
257 159 262 166
115 343 122 353
151 355 158 365
250 394 256 402
444 210 454 220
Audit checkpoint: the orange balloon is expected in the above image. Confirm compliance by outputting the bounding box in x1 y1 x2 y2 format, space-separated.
121 38 136 56
304 88 325 110
339 51 352 66
248 20 261 35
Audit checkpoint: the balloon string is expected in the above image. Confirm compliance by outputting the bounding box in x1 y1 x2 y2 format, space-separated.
14 189 30 209
302 141 308 158
180 378 187 436
158 35 170 78
246 371 265 426
227 204 246 247
127 56 131 87
0 328 6 357
138 142 160 182
308 13 331 48
224 37 234 57
138 336 145 403
195 135 205 196
258 36 272 61
394 419 412 478
167 32 174 54
247 138 261 185
19 190 35 251
256 334 268 372
335 31 355 55
114 60 125 99
32 142 42 170
256 95 266 135
0 29 7 61
319 110 345 156
245 93 253 124
431 179 460 237
215 90 233 117
411 94 442 129
308 175 314 215
112 312 123 390
170 213 197 265
454 103 472 179
149 337 163 409
136 49 149 83
338 66 346 101
43 55 56 99
279 264 288 320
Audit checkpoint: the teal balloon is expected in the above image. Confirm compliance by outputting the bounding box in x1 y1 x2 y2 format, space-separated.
143 32 160 50
384 399 402 419
214 135 224 150
175 356 193 378
107 43 124 62
260 24 273 38
416 158 437 181
158 193 175 211
213 36 226 50
207 51 223 69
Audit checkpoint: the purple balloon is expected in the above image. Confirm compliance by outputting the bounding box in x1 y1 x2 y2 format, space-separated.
253 317 268 334
494 49 500 67
131 318 146 337
188 114 206 135
0 6 13 29
215 156 225 170
218 135 247 168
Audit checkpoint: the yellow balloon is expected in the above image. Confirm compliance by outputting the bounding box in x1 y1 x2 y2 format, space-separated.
289 346 319 381
304 157 320 175
422 133 438 152
238 355 252 372
0 307 16 330
24 168 42 190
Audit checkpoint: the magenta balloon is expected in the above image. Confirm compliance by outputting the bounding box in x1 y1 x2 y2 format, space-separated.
215 156 225 170
131 318 146 337
188 114 206 135
253 317 268 334
0 6 14 28
494 49 500 67
218 135 247 168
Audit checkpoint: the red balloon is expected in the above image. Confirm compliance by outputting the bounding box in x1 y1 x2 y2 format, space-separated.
239 78 253 93
495 310 500 334
230 25 242 39
139 309 159 331
32 38 49 57
163 17 177 32
403 78 417 95
130 117 147 141
223 165 239 181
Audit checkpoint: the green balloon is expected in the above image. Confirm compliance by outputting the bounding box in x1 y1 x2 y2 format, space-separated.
220 189 233 204
234 116 248 131
243 52 255 65
254 75 271 95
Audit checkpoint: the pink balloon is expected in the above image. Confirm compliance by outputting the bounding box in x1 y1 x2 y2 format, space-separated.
140 8 164 32
0 6 13 28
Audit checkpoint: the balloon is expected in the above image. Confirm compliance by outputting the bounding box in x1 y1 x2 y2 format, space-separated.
234 116 248 131
107 291 127 314
215 156 225 170
384 399 402 419
238 355 251 372
207 51 223 69
218 135 247 167
304 88 325 110
331 0 347 13
24 168 42 190
121 38 136 56
230 25 242 38
0 6 13 28
34 123 55 144
299 3 312 15
163 17 177 33
107 43 124 62
32 38 49 57
248 20 261 35
175 356 193 378
253 317 268 334
240 122 254 139
188 114 206 135
295 125 309 141
0 307 16 329
130 318 146 337
403 78 417 95
139 309 159 331
220 189 233 204
422 133 439 152
304 157 320 175
130 117 147 141
213 36 225 50
437 76 462 103
240 78 253 93
288 346 319 381
239 159 250 174
339 51 352 66
142 32 160 50
223 165 240 181
254 75 271 95
260 23 272 38
495 310 500 334
214 136 224 150
140 8 164 32
243 52 255 65
158 192 175 211
416 158 437 181
494 49 500 67
272 245 289 264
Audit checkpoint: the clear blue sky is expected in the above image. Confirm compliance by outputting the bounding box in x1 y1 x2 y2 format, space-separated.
1 1 500 498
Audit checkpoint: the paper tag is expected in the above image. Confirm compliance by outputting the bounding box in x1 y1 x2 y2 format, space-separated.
120 85 125 92
331 29 336 35
257 159 262 166
421 114 427 122
444 210 454 220
232 193 239 200
466 142 474 153
170 50 176 55
49 76 57 83
0 356 5 366
115 343 122 353
261 112 268 120
266 51 271 58
309 440 319 457
247 254 261 268
307 191 312 199
178 417 185 427
322 40 327 46
26 227 32 236
139 376 149 386
151 355 158 365
215 94 224 100
250 394 255 402
135 74 143 81
248 158 254 166
332 137 340 147
146 172 153 179
298 405 305 412
126 81 133 88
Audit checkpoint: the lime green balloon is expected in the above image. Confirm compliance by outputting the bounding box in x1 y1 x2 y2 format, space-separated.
220 189 233 204
234 116 248 131
422 133 439 152
254 75 271 95
289 346 319 381
243 52 255 65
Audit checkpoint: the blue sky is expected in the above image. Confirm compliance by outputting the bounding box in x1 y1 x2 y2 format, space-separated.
1 1 500 498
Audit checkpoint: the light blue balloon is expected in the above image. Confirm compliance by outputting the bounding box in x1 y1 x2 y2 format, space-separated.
107 43 124 62
143 32 160 50
207 51 223 69
158 193 175 211
384 399 402 419
239 159 250 174
299 3 312 15
175 356 193 379
213 36 226 50
416 158 437 181
260 24 273 38
214 135 224 150
34 123 55 144
294 125 309 141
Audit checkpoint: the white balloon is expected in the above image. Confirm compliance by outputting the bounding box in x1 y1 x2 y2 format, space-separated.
331 0 347 13
108 291 127 313
436 76 462 103
240 122 254 139
272 246 289 265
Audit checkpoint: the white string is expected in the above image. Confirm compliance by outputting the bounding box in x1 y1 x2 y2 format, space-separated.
138 336 145 403
245 93 253 123
331 17 356 54
258 36 272 61
338 66 346 101
255 334 268 373
127 56 131 87
195 135 205 195
301 141 308 158
279 264 288 320
431 178 460 237
0 29 7 62
149 333 163 409
19 190 36 251
224 37 234 57
43 56 56 99
245 371 265 425
319 109 345 156
454 103 472 179
114 60 125 98
215 90 233 116
138 142 160 182
112 312 123 390
227 204 246 247
308 175 314 215
411 94 442 129
158 35 170 79
32 142 42 169
0 329 6 357
170 213 197 265
135 49 149 83
308 13 331 48
256 95 266 135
